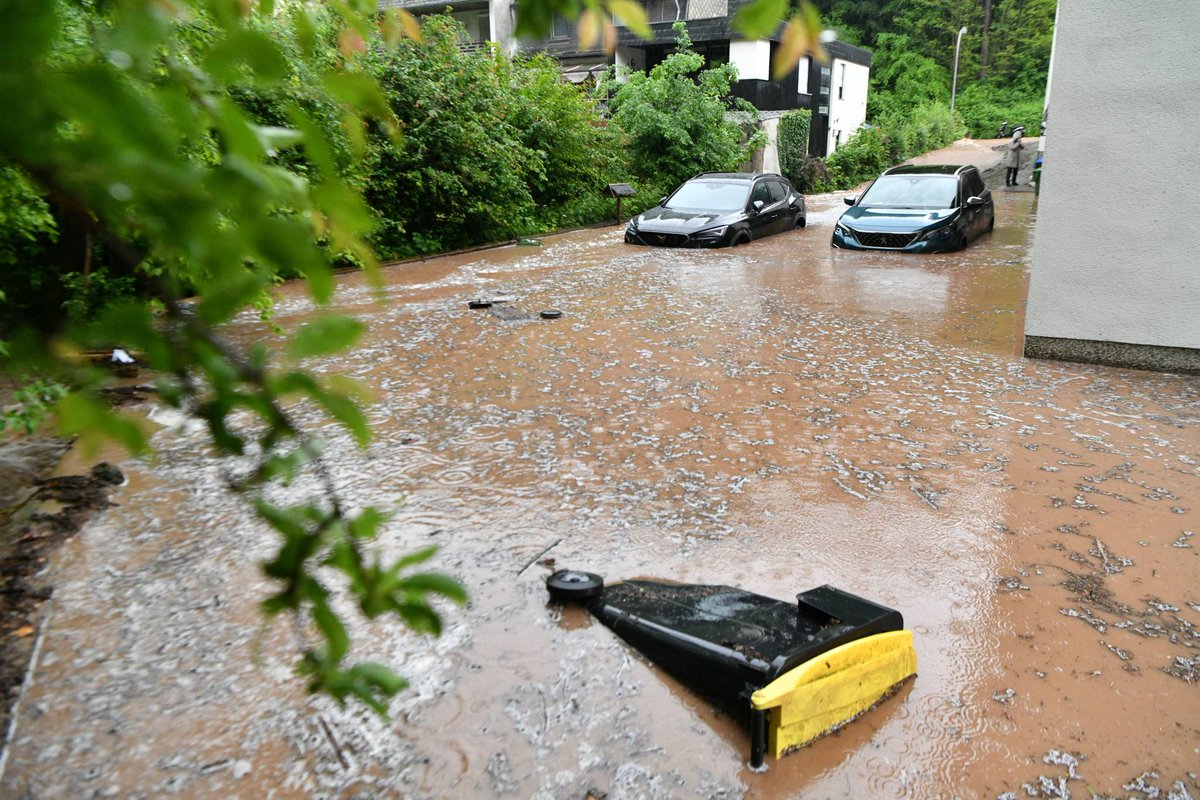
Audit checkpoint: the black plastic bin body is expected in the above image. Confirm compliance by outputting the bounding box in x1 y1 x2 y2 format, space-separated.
592 581 904 724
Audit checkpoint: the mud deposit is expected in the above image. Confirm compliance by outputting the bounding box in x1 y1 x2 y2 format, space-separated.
2 186 1198 799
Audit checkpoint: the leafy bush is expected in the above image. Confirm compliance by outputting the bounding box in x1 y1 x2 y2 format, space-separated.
879 102 964 163
504 54 627 230
824 126 891 188
953 83 1044 139
776 109 812 187
794 155 834 194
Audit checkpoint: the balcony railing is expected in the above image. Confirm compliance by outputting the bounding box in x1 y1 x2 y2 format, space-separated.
618 0 729 25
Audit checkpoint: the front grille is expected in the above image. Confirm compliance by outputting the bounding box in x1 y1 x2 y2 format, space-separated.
852 230 918 249
640 231 690 247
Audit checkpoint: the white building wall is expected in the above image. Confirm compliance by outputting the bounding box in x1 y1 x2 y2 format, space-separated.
730 40 771 82
487 0 516 54
759 117 780 173
1024 0 1200 353
827 59 869 154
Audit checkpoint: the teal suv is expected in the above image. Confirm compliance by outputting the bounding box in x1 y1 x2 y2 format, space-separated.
832 164 994 253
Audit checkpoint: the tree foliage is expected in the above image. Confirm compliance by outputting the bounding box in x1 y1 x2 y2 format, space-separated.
815 0 1056 136
600 24 767 202
362 19 624 257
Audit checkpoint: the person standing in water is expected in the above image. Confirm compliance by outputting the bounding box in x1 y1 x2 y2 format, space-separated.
1005 130 1025 187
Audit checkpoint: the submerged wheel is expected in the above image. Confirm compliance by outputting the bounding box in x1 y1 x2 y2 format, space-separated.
731 233 750 247
987 214 995 233
795 215 807 229
546 570 604 602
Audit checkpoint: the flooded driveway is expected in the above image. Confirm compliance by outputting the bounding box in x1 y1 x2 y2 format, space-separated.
4 188 1199 799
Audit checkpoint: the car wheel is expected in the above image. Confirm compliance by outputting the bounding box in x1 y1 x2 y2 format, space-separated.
987 214 995 233
731 233 750 246
795 215 806 229
546 570 604 602
956 233 969 251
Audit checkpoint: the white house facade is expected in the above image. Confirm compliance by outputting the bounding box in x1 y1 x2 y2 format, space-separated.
1023 0 1200 373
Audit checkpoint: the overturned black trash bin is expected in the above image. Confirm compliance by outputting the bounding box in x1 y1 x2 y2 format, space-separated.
547 572 917 769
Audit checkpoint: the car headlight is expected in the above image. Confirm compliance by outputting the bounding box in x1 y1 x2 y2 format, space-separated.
835 223 854 238
919 225 953 241
694 225 728 239
626 217 640 232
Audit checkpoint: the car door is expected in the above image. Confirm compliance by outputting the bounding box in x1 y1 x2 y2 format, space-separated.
961 169 990 239
766 179 792 235
747 180 777 240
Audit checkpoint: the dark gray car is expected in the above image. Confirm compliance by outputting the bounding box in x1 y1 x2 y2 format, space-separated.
625 173 806 248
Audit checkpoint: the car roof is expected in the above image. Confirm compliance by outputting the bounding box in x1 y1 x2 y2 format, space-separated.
882 164 973 177
690 172 782 182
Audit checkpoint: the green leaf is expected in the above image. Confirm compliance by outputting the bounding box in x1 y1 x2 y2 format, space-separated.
254 125 304 155
347 506 389 540
393 545 438 570
307 381 371 447
323 72 393 123
607 0 651 40
287 315 365 360
733 0 787 40
402 572 467 604
287 106 337 179
55 391 148 456
196 269 270 325
346 662 407 696
395 602 442 635
312 599 350 663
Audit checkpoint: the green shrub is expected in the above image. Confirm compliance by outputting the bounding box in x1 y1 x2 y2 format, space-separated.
777 109 812 186
600 23 765 206
953 84 1044 139
794 156 834 194
824 126 891 189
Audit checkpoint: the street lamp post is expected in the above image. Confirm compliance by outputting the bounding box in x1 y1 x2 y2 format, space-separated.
951 25 968 113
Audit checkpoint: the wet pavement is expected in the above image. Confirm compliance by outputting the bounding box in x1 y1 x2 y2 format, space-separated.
3 179 1199 798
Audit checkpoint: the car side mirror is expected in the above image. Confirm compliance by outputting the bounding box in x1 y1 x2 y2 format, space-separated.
966 195 985 207
844 196 857 206
751 200 765 214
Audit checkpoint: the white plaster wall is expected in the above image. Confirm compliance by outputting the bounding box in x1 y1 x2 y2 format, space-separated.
760 118 780 174
827 59 869 154
1024 0 1200 349
488 0 516 54
730 40 771 82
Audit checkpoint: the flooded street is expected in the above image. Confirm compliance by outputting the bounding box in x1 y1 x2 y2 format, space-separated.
4 187 1199 799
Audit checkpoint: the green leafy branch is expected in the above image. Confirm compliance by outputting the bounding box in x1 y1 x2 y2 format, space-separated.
1 0 462 714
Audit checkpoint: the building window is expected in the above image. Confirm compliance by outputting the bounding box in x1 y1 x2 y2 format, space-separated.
796 56 809 94
646 0 686 22
838 63 845 100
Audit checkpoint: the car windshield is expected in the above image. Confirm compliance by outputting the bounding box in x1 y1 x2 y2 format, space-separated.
665 181 749 211
858 175 958 209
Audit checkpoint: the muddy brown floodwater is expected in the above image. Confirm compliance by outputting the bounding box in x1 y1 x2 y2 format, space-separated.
3 185 1198 799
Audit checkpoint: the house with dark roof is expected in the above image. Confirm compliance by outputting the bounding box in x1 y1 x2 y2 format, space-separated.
378 0 872 158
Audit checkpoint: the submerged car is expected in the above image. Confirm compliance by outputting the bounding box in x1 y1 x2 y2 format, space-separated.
625 172 806 248
832 164 994 253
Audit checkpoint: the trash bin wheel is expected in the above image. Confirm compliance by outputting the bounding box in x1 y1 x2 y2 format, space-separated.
547 570 604 602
